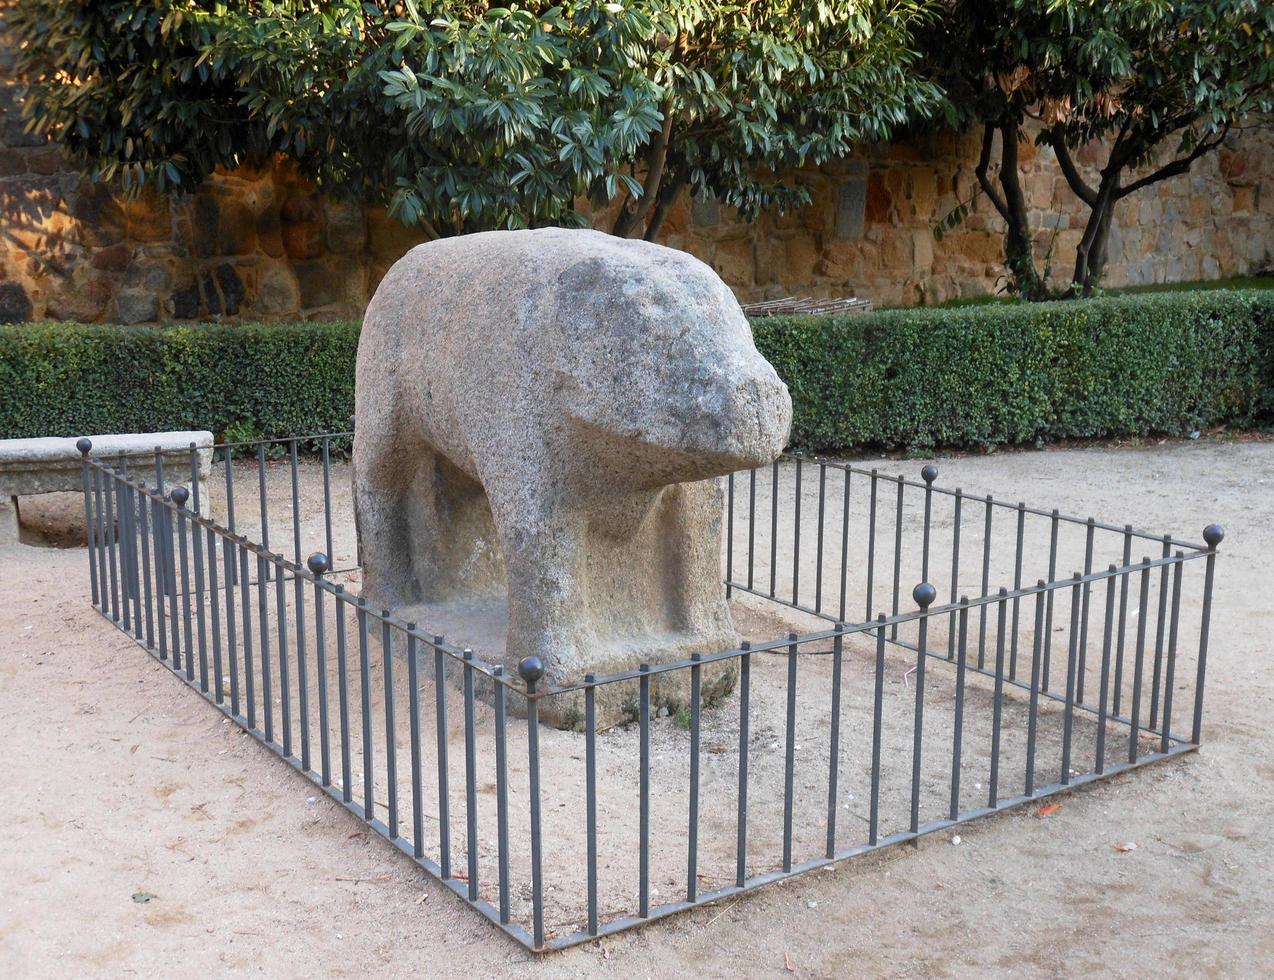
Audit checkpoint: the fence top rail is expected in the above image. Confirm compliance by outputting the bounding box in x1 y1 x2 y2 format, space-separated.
776 452 1211 553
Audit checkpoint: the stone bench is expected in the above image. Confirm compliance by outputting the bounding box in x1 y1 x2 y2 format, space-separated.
0 431 213 546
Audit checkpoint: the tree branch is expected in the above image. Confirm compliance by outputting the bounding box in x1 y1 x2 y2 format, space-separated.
1048 133 1097 207
1117 123 1231 198
612 102 674 238
974 121 1009 220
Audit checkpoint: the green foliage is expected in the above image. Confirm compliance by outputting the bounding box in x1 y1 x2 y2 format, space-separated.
0 321 358 447
4 292 1271 454
752 290 1274 453
10 1 940 237
919 1 1274 298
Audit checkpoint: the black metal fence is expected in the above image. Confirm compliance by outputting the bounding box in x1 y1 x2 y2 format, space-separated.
77 435 1221 953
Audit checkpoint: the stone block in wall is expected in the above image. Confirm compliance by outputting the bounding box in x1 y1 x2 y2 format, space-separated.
367 207 424 262
835 179 865 239
913 230 934 272
115 288 158 325
70 183 124 247
864 172 892 224
44 278 112 322
294 259 343 309
325 201 366 254
281 189 324 260
256 262 301 316
908 168 938 219
710 238 753 288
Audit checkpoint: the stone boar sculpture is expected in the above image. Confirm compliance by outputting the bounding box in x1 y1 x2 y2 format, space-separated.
354 228 791 719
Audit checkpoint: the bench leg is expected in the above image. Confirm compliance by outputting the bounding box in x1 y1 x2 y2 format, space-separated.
0 495 19 549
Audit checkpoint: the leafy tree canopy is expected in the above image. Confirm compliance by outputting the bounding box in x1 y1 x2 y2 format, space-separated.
11 1 941 238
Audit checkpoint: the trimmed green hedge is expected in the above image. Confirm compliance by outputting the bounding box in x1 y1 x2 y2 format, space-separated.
753 289 1274 452
2 290 1272 453
0 320 357 446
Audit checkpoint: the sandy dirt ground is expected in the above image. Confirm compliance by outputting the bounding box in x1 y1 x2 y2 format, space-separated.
2 438 1273 978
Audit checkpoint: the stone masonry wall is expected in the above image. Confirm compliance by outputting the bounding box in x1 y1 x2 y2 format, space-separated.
1 13 1270 323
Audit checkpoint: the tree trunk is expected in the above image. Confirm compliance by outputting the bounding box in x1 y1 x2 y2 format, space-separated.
1071 176 1119 297
974 121 1047 300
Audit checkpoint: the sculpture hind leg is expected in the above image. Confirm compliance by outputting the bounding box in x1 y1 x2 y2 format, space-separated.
353 420 422 610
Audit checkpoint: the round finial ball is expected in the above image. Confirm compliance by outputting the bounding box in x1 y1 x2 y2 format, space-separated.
518 656 545 685
307 552 330 576
921 464 938 485
1203 524 1225 548
913 582 937 608
171 486 190 507
76 437 92 456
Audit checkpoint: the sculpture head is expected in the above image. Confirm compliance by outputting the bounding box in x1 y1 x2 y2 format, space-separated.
553 236 792 485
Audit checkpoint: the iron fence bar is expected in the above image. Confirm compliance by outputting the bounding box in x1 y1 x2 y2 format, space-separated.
782 633 798 872
890 478 904 640
1042 510 1059 692
747 468 756 591
384 619 401 840
407 629 423 853
1095 570 1117 774
79 443 99 607
1025 585 1045 795
295 567 311 770
1150 536 1172 730
921 466 935 581
184 443 197 516
584 674 597 934
869 615 886 845
1159 556 1184 754
224 449 237 586
1061 574 1082 785
275 558 291 754
94 466 108 615
736 645 751 888
1112 527 1133 715
947 489 963 659
792 458 802 605
462 648 478 897
240 541 256 728
770 460 779 598
949 599 969 820
1010 502 1025 680
433 638 451 878
321 438 335 562
838 468 850 623
152 492 169 662
638 662 651 917
138 481 155 650
257 444 270 569
257 553 273 740
177 497 194 682
191 517 208 692
309 558 328 779
357 598 374 820
1131 560 1151 759
1076 519 1095 704
909 584 936 834
206 525 223 703
290 438 302 563
334 588 352 801
524 661 546 947
865 470 877 623
1192 527 1223 743
825 629 843 858
814 463 825 614
495 665 513 925
105 462 119 622
726 472 734 600
988 591 1008 806
979 497 992 670
687 653 702 901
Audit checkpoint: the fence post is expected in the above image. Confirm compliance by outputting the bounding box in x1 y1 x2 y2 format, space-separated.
77 439 98 606
1192 525 1223 744
910 582 937 836
520 656 545 948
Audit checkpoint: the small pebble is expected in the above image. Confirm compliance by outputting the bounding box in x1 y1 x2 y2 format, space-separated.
951 835 962 846
806 900 818 909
